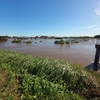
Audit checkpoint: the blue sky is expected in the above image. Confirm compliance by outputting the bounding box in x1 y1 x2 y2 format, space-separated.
0 0 100 37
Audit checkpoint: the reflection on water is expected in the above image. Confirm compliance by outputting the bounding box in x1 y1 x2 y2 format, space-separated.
0 38 96 67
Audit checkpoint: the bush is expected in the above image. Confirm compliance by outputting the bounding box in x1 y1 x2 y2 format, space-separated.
54 39 64 44
71 40 79 44
65 40 70 44
0 36 8 42
26 41 32 44
12 40 22 43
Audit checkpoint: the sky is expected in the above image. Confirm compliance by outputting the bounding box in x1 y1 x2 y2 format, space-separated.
0 0 100 37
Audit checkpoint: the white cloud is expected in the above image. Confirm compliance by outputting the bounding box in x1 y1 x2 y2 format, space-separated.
95 2 100 16
95 9 100 16
94 28 100 31
87 25 97 28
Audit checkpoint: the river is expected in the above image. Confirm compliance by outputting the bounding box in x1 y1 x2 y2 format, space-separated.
0 38 96 67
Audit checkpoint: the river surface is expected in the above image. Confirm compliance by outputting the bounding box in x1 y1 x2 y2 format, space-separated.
0 38 96 67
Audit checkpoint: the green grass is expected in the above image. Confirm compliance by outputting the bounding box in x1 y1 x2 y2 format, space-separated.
0 50 100 99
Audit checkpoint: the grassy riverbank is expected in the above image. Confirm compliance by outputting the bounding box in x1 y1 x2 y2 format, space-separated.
0 50 100 99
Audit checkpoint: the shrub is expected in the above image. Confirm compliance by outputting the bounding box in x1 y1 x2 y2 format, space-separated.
71 40 79 44
0 36 8 42
26 41 32 44
65 40 70 44
12 40 22 43
54 39 64 44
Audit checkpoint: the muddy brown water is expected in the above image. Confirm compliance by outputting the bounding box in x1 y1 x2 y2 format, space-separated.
0 39 96 67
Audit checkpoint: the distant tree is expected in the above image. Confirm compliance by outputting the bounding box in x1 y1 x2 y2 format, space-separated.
35 36 38 39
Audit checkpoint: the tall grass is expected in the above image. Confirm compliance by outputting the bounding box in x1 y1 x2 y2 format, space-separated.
0 50 100 99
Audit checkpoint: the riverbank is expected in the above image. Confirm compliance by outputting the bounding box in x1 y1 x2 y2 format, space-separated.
0 50 100 99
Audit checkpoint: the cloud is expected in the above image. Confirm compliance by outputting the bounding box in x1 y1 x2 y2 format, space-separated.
95 9 100 16
95 2 100 16
87 25 97 28
94 28 100 31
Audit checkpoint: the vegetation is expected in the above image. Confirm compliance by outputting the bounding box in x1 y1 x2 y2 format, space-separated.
40 41 42 42
0 36 8 42
54 39 79 44
55 37 63 39
0 50 100 99
12 40 22 44
54 39 65 44
54 38 90 45
25 41 32 44
65 39 70 44
71 40 79 44
12 40 32 44
13 36 28 40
